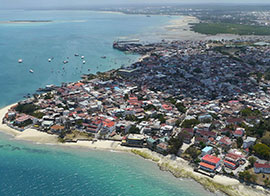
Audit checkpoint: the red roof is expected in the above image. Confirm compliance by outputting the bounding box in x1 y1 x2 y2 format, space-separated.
234 129 244 136
103 119 115 128
202 154 221 164
200 162 215 170
224 160 236 167
219 136 232 146
162 104 172 111
254 162 270 169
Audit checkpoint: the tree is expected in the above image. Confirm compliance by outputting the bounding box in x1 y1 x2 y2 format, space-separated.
124 94 129 101
253 143 270 160
168 137 183 155
262 135 270 146
240 107 261 117
181 119 200 128
128 125 140 134
236 137 243 148
185 146 200 160
143 104 156 111
248 156 257 167
175 102 186 113
193 67 202 73
15 103 39 115
239 171 257 183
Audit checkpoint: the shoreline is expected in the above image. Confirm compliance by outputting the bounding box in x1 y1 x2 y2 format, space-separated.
0 104 269 196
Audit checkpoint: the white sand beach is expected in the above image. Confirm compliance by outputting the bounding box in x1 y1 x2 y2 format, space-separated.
0 104 58 143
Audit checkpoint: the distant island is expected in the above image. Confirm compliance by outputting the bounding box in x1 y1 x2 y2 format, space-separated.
0 20 53 24
98 4 270 36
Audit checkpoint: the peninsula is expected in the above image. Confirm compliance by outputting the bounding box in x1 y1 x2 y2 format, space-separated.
2 38 270 196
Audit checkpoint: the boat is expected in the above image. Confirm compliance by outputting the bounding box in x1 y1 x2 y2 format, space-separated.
63 60 69 64
18 59 23 63
74 53 79 56
82 60 86 64
81 56 85 59
101 56 106 59
29 69 34 73
48 58 52 62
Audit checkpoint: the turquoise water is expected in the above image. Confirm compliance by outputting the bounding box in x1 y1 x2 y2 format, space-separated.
0 10 173 108
0 133 216 196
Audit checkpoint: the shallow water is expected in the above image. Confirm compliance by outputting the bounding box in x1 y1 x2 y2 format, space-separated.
0 10 177 107
0 132 219 196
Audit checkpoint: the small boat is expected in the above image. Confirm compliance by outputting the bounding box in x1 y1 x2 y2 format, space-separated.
74 53 79 56
81 56 85 59
63 60 69 64
48 58 52 62
18 59 23 63
82 60 86 64
101 56 106 59
29 69 34 73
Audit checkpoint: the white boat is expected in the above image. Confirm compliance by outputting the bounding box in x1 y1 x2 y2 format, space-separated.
63 60 69 64
18 59 23 63
81 56 85 59
74 53 79 56
48 58 52 62
82 60 86 64
29 69 34 73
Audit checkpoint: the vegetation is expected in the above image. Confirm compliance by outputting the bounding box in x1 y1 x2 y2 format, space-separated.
184 146 201 160
44 93 53 100
240 107 261 117
236 137 243 148
125 114 138 121
245 119 270 137
193 67 202 73
181 119 200 128
153 113 166 123
248 156 257 167
124 94 129 101
175 102 186 113
31 111 46 119
168 137 183 155
191 22 270 35
261 134 270 146
128 125 140 134
239 171 257 183
131 149 160 162
253 143 270 160
166 97 186 113
143 104 157 111
62 130 94 141
15 103 39 115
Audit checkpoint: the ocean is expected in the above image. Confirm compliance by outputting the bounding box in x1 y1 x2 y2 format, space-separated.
0 133 216 196
0 10 172 108
0 10 217 196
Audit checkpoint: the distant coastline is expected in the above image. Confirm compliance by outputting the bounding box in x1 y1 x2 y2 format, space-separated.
0 20 53 24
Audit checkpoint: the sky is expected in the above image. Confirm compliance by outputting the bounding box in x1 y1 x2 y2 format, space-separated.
0 0 269 9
